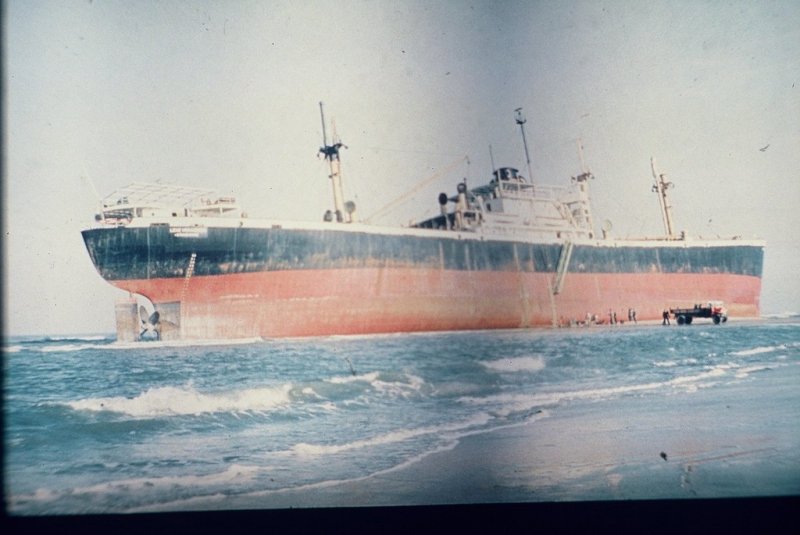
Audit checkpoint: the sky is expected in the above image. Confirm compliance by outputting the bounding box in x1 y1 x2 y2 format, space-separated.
3 0 799 336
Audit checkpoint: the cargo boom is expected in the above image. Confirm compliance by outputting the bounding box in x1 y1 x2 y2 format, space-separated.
82 107 764 341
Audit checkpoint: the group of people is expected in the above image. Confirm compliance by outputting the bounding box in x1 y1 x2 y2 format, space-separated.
608 308 638 325
559 308 638 328
559 307 680 326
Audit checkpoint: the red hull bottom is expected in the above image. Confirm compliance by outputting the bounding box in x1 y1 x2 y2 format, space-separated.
112 268 762 339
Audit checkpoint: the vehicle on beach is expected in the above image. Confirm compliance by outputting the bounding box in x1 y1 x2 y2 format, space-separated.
670 301 728 325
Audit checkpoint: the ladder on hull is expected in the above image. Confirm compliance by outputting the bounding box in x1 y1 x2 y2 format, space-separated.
553 241 573 295
180 253 197 302
548 241 574 327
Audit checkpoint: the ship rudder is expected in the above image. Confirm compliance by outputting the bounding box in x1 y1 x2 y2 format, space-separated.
114 297 139 342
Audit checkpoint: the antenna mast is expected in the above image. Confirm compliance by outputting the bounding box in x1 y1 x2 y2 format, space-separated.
573 139 595 235
515 108 535 189
319 102 347 222
650 157 675 239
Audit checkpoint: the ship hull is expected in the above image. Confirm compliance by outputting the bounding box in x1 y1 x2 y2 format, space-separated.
82 224 764 339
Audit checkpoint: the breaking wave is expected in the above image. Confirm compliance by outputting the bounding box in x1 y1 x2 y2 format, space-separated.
459 363 744 415
291 412 493 456
45 335 110 342
653 357 698 368
6 337 264 354
8 463 263 513
482 356 546 373
327 371 426 398
730 343 800 357
64 383 293 418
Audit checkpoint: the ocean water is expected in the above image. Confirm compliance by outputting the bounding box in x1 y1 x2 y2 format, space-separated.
4 319 800 515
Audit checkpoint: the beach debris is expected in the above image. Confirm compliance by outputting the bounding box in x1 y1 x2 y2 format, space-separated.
660 451 668 461
344 356 356 376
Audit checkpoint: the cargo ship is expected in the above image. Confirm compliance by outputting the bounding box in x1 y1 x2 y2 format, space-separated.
81 106 764 340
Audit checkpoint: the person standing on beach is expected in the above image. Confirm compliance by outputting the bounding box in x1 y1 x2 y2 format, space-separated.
662 309 670 325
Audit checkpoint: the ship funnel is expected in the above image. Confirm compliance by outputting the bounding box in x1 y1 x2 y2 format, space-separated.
344 200 357 223
454 182 469 229
438 193 450 229
456 182 468 211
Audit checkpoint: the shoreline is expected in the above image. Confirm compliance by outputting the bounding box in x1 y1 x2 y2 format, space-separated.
161 360 799 512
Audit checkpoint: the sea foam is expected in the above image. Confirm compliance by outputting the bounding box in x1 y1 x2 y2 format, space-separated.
65 383 293 418
482 355 546 373
291 412 493 457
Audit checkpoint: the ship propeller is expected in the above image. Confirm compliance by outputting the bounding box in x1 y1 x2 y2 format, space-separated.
139 306 161 341
138 305 179 341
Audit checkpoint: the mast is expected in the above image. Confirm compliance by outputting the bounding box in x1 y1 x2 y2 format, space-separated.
650 157 675 238
319 102 347 222
515 108 535 189
573 139 595 236
577 138 588 176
